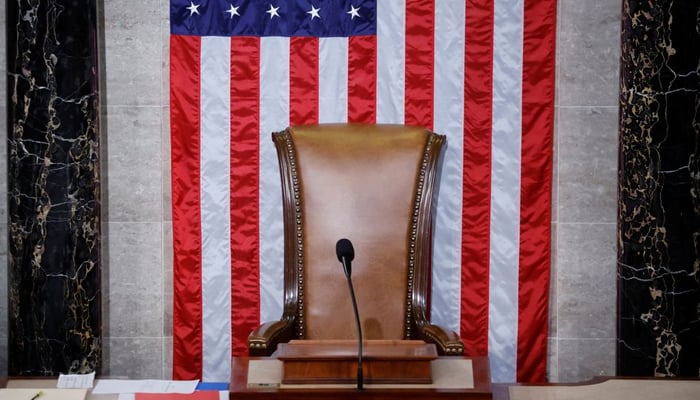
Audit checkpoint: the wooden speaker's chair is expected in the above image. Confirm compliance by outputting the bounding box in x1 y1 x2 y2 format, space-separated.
248 124 464 356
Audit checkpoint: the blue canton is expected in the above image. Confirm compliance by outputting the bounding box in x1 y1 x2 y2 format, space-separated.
170 0 377 37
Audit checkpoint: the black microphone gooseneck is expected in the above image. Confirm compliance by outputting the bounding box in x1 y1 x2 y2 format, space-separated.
336 238 363 390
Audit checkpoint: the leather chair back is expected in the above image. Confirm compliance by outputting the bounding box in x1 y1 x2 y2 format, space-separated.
273 124 445 340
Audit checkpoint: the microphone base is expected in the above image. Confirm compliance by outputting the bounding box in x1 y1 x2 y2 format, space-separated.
357 365 364 390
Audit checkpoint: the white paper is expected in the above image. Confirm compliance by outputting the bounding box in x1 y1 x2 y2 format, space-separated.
57 372 95 389
91 379 199 394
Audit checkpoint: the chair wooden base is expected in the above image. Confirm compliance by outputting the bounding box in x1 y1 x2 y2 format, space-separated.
276 340 437 384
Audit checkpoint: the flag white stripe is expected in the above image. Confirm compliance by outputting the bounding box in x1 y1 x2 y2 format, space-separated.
431 0 466 334
376 0 405 124
199 36 232 382
319 38 348 123
258 37 289 324
489 0 524 383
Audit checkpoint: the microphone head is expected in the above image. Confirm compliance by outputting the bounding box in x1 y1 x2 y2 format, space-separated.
336 238 355 262
336 238 355 277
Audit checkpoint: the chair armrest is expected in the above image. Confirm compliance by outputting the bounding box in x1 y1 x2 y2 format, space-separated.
417 323 465 355
248 319 296 356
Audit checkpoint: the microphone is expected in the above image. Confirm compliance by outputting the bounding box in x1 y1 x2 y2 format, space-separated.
335 238 363 390
336 238 354 277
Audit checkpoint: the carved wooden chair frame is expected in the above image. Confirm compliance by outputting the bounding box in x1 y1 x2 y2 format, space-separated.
248 124 464 357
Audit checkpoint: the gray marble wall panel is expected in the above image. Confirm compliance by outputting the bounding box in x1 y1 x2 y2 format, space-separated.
101 0 167 379
552 0 620 383
557 0 621 108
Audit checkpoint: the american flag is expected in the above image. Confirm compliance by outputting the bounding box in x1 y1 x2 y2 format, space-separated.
169 0 555 383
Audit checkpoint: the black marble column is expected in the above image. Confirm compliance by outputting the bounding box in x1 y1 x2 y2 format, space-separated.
6 1 101 375
617 0 700 377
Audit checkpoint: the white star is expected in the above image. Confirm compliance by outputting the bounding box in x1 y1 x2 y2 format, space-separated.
226 4 240 18
186 1 200 16
307 5 321 20
266 4 280 19
347 5 360 19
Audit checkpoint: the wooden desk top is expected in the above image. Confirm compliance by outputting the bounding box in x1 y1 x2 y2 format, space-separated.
498 377 700 400
6 371 697 400
229 355 493 400
0 378 117 400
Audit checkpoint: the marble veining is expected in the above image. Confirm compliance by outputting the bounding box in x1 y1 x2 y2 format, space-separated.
617 0 700 377
6 0 101 375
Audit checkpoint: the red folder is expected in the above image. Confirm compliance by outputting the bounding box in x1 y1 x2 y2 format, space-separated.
135 392 221 400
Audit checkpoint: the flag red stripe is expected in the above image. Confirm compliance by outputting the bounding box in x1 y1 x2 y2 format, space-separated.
289 37 319 125
170 34 204 380
229 37 262 357
460 0 494 357
460 0 494 355
404 0 435 128
348 35 377 123
517 0 556 382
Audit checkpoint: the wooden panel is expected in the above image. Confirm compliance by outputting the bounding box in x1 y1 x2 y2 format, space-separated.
230 355 493 399
277 340 436 384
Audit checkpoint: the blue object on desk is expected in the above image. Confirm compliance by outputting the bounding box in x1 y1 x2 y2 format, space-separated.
196 382 229 391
